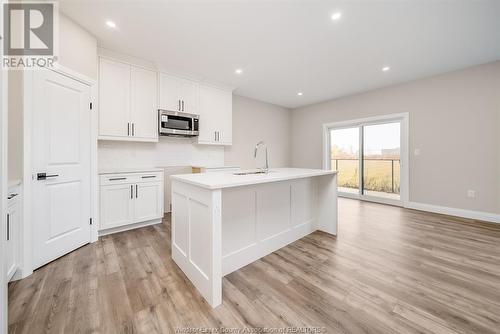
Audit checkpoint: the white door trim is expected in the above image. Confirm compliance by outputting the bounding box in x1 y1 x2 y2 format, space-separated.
21 65 98 278
322 112 410 207
0 15 9 330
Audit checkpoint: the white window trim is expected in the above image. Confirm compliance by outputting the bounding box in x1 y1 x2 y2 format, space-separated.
322 112 409 207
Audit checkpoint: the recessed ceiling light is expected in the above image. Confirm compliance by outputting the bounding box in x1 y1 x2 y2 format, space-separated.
382 66 391 72
235 68 243 74
297 92 303 96
331 12 342 21
106 20 117 29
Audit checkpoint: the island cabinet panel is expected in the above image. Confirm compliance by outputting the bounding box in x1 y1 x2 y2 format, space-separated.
256 182 291 240
170 169 337 308
171 180 222 307
221 188 256 256
291 178 315 226
220 179 316 277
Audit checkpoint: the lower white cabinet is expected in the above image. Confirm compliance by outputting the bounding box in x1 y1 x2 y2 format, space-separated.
6 184 21 281
99 171 164 233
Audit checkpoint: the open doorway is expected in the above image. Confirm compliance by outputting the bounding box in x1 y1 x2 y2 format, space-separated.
323 113 409 206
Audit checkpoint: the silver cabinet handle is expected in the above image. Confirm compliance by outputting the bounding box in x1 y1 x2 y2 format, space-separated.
182 100 185 111
135 185 138 198
109 177 126 181
178 100 181 111
130 185 133 199
128 122 130 136
214 131 216 141
6 213 9 241
142 175 156 179
132 123 135 136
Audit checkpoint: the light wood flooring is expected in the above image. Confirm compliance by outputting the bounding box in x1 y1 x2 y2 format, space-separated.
8 198 500 333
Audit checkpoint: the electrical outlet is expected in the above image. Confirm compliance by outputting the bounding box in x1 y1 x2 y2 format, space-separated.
414 148 421 156
467 190 476 198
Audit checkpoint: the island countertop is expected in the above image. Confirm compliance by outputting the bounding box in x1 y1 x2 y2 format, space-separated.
171 168 336 190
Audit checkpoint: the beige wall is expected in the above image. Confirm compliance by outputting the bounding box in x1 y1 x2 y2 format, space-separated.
7 71 23 180
6 14 97 181
225 95 291 169
58 14 98 79
291 61 500 214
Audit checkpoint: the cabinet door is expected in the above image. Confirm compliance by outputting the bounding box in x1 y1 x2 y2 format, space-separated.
6 202 19 281
217 91 232 145
130 66 158 140
99 58 130 137
100 184 134 230
197 85 219 144
180 79 199 114
159 73 181 111
134 181 164 223
198 85 232 145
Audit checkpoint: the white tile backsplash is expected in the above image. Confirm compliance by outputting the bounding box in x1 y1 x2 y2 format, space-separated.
98 136 224 170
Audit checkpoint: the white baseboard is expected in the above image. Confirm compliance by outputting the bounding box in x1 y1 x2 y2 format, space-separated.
406 202 500 224
98 218 163 237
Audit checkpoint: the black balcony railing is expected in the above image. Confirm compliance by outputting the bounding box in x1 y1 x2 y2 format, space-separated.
331 158 401 194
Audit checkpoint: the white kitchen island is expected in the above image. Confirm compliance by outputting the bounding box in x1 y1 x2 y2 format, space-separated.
170 168 338 307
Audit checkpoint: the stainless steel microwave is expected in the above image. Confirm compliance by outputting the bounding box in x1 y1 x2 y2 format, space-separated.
158 110 199 137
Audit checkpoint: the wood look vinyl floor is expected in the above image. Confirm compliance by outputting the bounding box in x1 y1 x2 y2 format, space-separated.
8 198 500 334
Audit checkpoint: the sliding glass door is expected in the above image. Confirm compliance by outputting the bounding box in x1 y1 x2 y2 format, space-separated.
330 127 359 194
326 114 407 206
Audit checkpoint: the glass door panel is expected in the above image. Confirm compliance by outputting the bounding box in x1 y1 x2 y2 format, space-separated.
330 127 359 194
362 122 401 200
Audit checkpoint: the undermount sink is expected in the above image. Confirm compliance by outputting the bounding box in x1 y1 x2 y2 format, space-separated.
233 170 269 175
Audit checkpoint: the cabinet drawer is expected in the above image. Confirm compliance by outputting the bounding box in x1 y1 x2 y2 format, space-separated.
100 171 164 186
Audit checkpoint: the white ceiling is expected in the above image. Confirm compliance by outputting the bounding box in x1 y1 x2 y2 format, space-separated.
59 0 500 109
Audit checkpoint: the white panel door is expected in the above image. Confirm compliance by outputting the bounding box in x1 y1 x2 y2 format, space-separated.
180 79 199 114
100 184 134 230
130 66 158 140
32 69 92 269
99 58 130 137
159 73 181 111
134 182 163 223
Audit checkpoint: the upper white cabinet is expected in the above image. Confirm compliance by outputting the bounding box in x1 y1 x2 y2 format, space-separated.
99 57 158 142
198 84 232 145
159 73 199 114
99 58 130 138
130 66 158 140
99 56 232 145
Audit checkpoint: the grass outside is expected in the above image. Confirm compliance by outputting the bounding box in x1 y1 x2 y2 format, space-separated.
332 159 400 194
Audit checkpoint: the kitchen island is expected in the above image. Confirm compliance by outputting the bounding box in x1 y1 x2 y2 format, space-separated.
170 168 338 307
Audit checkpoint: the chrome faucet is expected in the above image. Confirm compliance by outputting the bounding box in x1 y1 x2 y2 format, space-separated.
254 141 269 173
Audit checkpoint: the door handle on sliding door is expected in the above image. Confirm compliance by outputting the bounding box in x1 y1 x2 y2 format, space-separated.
37 173 59 180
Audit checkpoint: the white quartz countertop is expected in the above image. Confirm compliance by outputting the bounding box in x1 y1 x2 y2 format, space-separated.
171 168 336 189
99 168 164 175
